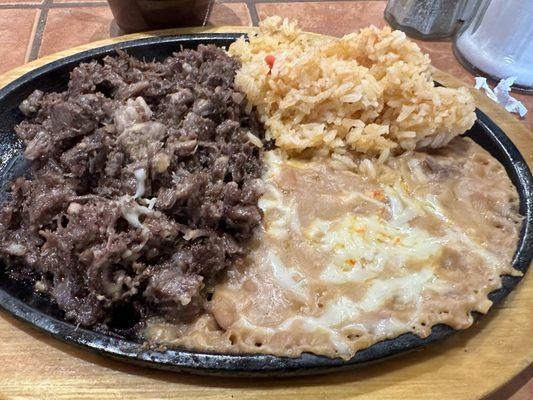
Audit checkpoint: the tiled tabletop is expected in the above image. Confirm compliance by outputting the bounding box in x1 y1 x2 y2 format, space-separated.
0 0 531 399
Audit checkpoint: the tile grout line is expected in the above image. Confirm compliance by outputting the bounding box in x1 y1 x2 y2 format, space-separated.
0 1 108 9
246 0 259 26
49 2 108 8
0 3 41 9
24 8 42 62
27 0 52 61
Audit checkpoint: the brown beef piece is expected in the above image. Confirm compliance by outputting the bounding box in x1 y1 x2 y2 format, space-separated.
60 130 109 176
21 170 76 228
19 89 44 116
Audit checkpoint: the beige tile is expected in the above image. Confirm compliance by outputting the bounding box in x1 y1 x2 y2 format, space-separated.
39 6 114 57
209 2 251 27
257 1 387 37
0 8 38 74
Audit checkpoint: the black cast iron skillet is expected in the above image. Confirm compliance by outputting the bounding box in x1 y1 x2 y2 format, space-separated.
0 33 531 377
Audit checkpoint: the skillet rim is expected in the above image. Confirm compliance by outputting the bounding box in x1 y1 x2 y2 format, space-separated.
0 32 531 377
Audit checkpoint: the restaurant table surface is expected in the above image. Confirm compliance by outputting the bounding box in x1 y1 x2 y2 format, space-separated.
0 1 531 399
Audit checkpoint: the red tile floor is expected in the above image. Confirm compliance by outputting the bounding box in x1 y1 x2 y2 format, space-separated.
0 1 531 398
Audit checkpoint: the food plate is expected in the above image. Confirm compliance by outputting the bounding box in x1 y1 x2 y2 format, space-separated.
0 33 531 377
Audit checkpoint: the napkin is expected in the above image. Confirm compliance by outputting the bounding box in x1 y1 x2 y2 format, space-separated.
474 77 528 118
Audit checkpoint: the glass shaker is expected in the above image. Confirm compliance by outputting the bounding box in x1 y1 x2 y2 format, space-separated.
384 0 479 40
453 0 533 93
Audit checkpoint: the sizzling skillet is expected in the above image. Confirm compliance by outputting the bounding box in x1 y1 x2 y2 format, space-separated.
0 32 531 377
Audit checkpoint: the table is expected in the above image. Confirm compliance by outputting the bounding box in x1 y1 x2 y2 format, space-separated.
0 2 531 399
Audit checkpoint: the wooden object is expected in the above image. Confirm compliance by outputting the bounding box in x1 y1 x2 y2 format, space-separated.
0 27 531 400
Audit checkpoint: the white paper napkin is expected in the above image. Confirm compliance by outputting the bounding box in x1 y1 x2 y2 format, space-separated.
474 76 528 118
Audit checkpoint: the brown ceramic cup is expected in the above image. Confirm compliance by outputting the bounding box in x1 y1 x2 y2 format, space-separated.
107 0 214 33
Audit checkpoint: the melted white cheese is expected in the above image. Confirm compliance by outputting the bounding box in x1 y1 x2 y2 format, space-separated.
120 200 152 228
134 168 147 199
314 214 442 283
269 251 308 301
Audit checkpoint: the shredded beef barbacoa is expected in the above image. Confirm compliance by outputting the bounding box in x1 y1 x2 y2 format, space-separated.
0 45 266 334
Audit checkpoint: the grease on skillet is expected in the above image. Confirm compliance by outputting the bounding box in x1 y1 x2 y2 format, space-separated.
0 45 267 334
